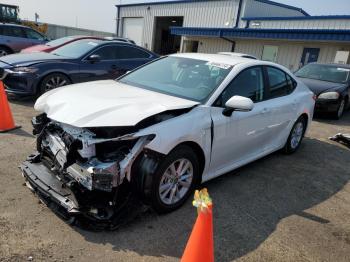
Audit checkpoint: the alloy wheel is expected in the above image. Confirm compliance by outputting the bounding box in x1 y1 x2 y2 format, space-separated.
290 122 304 149
0 50 8 57
44 76 68 92
337 99 345 119
158 158 193 205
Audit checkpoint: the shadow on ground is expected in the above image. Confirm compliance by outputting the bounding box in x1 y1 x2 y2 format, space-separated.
314 110 350 127
8 95 36 108
74 138 350 261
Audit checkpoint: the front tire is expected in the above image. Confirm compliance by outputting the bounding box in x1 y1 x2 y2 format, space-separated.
0 46 12 57
283 116 307 154
334 98 346 120
150 145 200 213
39 73 71 95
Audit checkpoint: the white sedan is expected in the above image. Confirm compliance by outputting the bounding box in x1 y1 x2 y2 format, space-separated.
21 53 315 223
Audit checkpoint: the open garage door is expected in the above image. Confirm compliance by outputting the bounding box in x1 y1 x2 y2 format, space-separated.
122 18 144 46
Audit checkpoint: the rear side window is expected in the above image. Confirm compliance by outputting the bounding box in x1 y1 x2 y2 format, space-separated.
266 67 295 99
215 66 265 106
24 28 45 40
1 26 25 37
115 46 150 59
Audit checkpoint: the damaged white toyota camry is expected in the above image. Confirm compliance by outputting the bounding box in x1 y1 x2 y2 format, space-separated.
21 53 315 225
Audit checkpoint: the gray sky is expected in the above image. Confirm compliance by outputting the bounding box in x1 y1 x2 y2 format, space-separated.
2 0 350 33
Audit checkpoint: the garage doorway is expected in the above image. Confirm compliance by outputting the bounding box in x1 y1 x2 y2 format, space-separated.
153 16 183 55
122 17 144 46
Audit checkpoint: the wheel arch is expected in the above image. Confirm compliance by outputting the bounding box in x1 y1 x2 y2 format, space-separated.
0 44 14 53
36 71 73 94
173 141 206 178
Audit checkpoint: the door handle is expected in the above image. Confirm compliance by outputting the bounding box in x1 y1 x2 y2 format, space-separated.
111 65 118 70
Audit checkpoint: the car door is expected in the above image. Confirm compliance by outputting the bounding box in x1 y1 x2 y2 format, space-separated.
22 27 47 46
0 25 29 52
113 45 155 75
209 66 273 176
78 44 122 82
264 66 298 148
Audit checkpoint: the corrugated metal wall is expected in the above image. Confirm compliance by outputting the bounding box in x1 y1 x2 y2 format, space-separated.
46 23 115 39
248 19 350 30
235 39 350 70
242 0 305 18
119 0 239 50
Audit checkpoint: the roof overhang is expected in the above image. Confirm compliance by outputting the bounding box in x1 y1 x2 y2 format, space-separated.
115 0 309 16
170 27 350 42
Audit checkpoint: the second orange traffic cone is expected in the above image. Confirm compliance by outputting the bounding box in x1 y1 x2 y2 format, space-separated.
0 80 20 133
181 188 214 262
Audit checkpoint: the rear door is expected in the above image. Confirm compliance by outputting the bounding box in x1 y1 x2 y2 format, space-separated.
0 25 29 52
300 48 320 67
263 66 298 148
22 27 47 46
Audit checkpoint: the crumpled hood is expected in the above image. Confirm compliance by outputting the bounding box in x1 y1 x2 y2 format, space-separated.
35 80 199 127
297 77 347 96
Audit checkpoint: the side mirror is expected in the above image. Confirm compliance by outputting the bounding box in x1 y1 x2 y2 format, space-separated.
87 54 101 63
222 95 254 116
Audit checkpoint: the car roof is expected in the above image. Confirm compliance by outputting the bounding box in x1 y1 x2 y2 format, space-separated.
217 52 258 59
73 38 135 45
170 53 256 66
308 62 350 69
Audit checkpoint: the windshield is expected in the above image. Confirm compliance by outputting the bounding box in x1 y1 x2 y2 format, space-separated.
295 64 350 84
51 39 100 58
46 36 74 47
119 56 232 102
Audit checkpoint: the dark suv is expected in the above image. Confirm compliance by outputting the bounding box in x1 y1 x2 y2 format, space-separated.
0 24 48 56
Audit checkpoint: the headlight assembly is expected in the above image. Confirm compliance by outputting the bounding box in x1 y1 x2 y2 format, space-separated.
318 92 340 100
12 67 39 73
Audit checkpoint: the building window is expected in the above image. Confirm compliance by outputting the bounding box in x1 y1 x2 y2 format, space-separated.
262 45 278 62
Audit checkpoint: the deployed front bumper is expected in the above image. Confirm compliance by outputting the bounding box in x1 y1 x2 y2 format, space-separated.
20 160 80 216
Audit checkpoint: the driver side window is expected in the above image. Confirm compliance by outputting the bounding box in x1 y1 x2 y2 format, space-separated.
215 66 265 107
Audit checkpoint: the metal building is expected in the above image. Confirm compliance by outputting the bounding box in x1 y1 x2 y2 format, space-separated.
116 0 350 70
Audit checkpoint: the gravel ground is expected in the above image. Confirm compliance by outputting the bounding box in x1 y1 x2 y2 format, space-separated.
0 97 349 262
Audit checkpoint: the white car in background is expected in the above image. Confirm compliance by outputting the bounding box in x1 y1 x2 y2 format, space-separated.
21 53 315 224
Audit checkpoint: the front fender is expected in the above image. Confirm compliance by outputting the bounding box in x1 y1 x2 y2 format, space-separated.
135 106 212 162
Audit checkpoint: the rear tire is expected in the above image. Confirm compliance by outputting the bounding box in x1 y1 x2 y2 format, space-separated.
0 46 12 57
39 73 71 95
283 116 307 154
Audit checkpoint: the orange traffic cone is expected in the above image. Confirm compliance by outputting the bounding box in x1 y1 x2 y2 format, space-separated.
0 80 20 133
181 188 214 262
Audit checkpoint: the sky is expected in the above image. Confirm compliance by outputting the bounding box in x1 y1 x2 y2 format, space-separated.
1 0 350 33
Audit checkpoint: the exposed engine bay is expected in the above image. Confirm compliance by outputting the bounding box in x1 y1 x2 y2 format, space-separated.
20 112 186 229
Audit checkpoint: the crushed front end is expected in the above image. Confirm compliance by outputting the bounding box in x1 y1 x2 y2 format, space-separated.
20 114 153 228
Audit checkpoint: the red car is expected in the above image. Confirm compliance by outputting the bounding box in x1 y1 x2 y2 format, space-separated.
20 35 103 53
